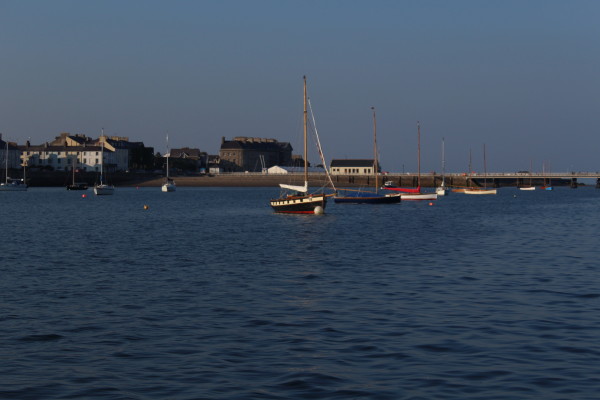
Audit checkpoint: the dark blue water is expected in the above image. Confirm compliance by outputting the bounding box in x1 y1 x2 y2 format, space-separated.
1 187 599 399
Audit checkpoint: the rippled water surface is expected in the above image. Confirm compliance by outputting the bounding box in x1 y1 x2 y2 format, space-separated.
1 187 599 399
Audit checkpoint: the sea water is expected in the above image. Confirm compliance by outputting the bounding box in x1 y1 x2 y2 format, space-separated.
1 187 599 399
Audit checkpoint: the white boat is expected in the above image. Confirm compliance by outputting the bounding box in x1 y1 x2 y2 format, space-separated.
93 135 114 195
161 134 176 192
94 183 114 195
464 188 497 195
436 185 448 196
402 192 438 200
465 144 496 195
436 138 449 196
518 160 535 190
0 140 27 192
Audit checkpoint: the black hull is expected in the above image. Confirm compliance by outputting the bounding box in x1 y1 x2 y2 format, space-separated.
66 184 88 190
270 194 327 214
334 194 400 204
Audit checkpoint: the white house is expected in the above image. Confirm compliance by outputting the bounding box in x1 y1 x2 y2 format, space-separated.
330 159 377 175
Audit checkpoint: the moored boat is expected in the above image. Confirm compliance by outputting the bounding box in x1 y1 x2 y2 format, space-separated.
0 140 27 192
93 134 114 196
270 76 328 214
464 144 496 195
334 107 400 204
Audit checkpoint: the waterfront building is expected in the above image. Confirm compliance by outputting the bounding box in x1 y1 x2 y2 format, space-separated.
19 143 116 173
330 159 379 175
219 136 293 172
29 132 154 172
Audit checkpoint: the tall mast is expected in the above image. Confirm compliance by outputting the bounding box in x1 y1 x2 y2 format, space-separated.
441 137 446 184
5 140 8 185
372 106 377 190
303 76 308 185
417 121 421 187
166 133 170 180
483 143 487 188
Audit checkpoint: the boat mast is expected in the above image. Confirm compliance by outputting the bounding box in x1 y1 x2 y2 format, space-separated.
372 106 378 191
5 140 8 185
441 137 446 185
417 121 421 188
100 128 104 185
303 76 308 186
166 133 170 180
483 143 487 188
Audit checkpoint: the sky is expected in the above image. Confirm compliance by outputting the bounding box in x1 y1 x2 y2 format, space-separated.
1 0 599 173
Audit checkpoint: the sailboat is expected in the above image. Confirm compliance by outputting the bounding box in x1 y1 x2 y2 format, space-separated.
385 121 437 200
161 135 176 192
270 76 328 214
436 137 449 196
93 135 114 195
0 139 27 191
464 144 496 195
66 153 88 190
540 161 553 190
452 149 472 193
333 107 401 204
519 160 535 191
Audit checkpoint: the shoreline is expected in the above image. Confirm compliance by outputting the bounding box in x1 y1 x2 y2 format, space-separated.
19 171 576 188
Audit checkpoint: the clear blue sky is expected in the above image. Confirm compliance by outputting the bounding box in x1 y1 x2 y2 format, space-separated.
1 0 599 173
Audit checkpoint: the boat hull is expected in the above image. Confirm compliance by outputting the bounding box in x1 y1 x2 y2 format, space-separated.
464 188 497 195
0 184 27 192
401 193 438 201
271 194 327 213
334 192 400 204
161 183 176 192
436 187 449 196
66 183 88 190
94 184 115 195
519 186 536 191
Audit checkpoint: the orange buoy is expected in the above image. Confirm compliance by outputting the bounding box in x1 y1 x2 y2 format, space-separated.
428 202 433 206
143 205 149 210
82 194 86 198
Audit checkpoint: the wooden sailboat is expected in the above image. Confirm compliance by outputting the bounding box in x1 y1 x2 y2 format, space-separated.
161 134 176 192
452 149 471 193
270 76 328 213
93 133 115 195
519 160 535 191
465 144 496 195
66 153 88 190
436 137 449 196
0 139 27 191
334 107 401 204
385 121 437 200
